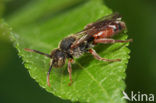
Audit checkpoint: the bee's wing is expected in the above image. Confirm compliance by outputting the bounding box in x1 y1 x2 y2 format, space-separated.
84 12 121 31
95 12 121 23
75 12 121 36
71 13 122 48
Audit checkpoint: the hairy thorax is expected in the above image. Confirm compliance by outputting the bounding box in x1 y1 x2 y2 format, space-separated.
59 36 93 58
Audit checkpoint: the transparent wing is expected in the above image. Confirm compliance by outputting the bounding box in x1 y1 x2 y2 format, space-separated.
95 12 121 23
74 12 121 36
84 12 121 31
71 13 122 48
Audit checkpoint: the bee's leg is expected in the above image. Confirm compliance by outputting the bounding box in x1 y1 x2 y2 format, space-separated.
47 60 54 87
24 48 51 58
68 58 74 86
89 49 120 62
94 38 133 44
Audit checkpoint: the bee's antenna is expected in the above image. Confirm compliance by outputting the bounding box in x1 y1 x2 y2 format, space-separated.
24 48 51 58
47 61 53 87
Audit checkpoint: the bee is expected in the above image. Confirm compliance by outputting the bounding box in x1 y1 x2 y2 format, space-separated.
24 13 132 86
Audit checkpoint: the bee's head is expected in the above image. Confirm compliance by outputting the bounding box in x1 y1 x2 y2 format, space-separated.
51 49 66 68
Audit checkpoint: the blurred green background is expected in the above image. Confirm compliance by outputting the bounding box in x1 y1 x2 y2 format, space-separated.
0 0 156 103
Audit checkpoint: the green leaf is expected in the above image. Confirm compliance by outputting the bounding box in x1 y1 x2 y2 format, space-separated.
8 0 130 103
0 19 12 41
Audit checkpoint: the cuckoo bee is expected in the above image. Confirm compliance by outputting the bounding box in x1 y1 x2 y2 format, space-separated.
24 13 132 86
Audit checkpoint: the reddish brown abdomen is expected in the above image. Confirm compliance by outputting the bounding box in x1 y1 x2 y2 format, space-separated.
93 27 114 39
